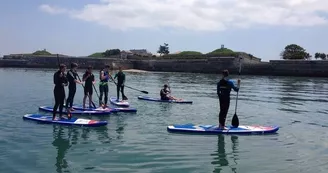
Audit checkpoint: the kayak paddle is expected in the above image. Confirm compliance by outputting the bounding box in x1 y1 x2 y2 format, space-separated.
231 56 242 128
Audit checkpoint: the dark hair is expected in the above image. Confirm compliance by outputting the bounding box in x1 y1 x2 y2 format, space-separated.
105 64 110 68
87 66 93 70
222 70 229 77
164 84 168 87
59 64 66 70
71 63 78 68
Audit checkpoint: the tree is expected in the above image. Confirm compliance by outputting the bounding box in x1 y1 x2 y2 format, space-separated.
32 49 51 55
315 52 320 59
280 44 310 60
179 51 202 55
157 43 169 56
320 53 326 60
102 49 121 57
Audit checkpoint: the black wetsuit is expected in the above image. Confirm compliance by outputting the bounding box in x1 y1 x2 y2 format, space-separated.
53 70 68 119
217 78 239 127
99 70 109 105
114 71 126 100
83 72 94 95
160 88 170 100
66 69 78 108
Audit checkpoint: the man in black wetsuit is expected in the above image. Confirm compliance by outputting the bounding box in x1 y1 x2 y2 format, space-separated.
217 70 240 129
82 66 95 108
114 67 127 101
53 64 68 120
66 63 82 111
99 65 112 107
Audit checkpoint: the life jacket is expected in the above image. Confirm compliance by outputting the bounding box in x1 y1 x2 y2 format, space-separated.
218 78 232 96
99 70 109 83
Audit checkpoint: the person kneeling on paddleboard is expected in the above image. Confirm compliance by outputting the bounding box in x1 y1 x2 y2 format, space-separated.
114 66 127 101
66 63 82 112
53 64 68 120
160 84 180 101
82 66 95 109
217 70 240 129
99 65 113 107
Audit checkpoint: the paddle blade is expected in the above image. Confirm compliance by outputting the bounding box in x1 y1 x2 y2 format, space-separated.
141 91 149 94
231 113 239 128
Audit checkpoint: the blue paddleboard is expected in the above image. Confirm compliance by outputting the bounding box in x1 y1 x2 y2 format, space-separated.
138 96 193 104
167 124 279 135
39 106 115 115
72 105 137 113
23 114 107 127
110 97 130 107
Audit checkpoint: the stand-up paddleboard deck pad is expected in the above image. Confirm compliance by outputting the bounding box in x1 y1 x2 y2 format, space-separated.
72 105 137 113
39 106 114 115
110 97 130 107
23 114 107 127
167 124 279 135
138 96 193 104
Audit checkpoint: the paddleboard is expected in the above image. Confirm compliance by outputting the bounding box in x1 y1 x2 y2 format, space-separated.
72 105 137 113
23 114 107 127
138 96 193 104
39 106 114 115
167 124 279 135
110 97 130 107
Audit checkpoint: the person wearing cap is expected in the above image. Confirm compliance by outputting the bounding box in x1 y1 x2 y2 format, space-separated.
66 63 82 111
160 84 179 100
99 65 113 107
217 69 240 129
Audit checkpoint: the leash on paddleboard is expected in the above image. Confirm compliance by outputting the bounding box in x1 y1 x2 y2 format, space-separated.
56 54 71 119
76 74 97 108
231 55 242 128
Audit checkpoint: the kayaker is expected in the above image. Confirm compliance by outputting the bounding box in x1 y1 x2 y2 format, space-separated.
82 66 95 109
160 84 179 100
66 63 82 111
217 69 240 129
53 64 68 120
99 65 112 107
114 66 127 101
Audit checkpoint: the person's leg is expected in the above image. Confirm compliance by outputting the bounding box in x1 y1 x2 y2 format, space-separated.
218 96 226 128
121 85 125 100
89 88 93 108
53 89 60 120
83 88 88 108
99 85 104 106
220 98 230 128
66 87 73 109
116 85 120 101
104 85 108 105
70 87 76 110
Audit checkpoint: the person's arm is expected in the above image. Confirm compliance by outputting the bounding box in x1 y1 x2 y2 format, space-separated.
100 71 106 80
228 80 239 92
92 75 96 84
217 82 220 96
82 73 88 81
114 73 118 79
122 73 125 85
54 72 59 85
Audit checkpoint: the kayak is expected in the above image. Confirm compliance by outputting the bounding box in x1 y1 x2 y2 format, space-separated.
23 114 107 127
39 106 115 115
72 105 137 113
167 124 279 135
110 97 130 107
138 96 193 104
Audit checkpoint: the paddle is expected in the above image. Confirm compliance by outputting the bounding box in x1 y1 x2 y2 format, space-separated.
76 74 97 108
108 74 148 94
92 82 104 106
56 54 71 119
231 56 242 128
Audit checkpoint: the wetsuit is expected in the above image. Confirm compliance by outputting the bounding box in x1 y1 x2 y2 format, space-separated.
217 78 239 127
83 72 94 96
160 88 170 100
99 70 109 105
53 70 68 119
66 69 78 109
114 71 126 100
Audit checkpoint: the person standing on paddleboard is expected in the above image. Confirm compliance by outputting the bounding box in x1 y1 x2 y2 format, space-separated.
217 70 240 129
82 66 95 109
53 64 68 120
66 63 82 111
114 67 127 101
99 65 113 107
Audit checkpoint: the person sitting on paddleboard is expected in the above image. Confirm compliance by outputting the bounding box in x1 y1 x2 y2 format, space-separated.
82 66 95 109
99 65 113 107
217 69 240 129
160 84 179 101
66 63 82 111
53 64 68 120
114 66 127 101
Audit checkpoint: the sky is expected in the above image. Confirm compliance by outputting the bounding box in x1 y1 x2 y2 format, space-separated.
0 0 328 61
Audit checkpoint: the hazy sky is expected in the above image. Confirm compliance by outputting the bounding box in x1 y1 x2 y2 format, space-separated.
1 0 327 61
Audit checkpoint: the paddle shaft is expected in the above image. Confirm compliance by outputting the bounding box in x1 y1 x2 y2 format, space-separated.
108 77 148 94
234 57 242 114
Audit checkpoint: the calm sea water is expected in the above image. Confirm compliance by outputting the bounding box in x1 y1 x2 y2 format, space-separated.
0 68 328 173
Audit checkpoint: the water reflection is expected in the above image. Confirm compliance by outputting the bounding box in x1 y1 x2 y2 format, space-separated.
211 135 239 173
52 125 73 173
